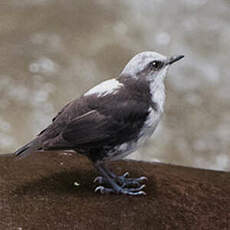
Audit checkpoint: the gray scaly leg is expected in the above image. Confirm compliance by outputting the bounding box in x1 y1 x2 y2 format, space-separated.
94 163 146 195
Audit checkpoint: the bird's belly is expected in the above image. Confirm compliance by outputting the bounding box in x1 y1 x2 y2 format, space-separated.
105 108 162 161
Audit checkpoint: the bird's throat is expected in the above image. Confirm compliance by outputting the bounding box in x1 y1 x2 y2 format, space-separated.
149 77 166 113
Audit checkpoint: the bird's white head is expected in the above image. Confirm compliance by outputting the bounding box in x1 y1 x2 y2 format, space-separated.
120 51 184 83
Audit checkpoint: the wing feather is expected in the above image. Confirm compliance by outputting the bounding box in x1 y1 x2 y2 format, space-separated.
41 98 149 151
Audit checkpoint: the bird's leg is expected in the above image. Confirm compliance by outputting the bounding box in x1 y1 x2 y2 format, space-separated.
94 163 146 195
94 165 147 188
93 165 116 184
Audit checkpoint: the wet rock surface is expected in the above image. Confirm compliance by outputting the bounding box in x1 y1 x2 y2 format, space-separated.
0 151 229 229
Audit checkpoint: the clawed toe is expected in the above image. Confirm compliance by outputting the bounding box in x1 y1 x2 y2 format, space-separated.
94 186 114 194
93 176 104 184
93 164 147 196
94 185 146 196
117 174 148 188
137 176 148 182
126 184 146 192
94 173 148 188
122 172 129 178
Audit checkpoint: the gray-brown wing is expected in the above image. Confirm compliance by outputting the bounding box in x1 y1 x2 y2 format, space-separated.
62 110 114 145
42 109 116 149
37 101 73 136
42 99 149 150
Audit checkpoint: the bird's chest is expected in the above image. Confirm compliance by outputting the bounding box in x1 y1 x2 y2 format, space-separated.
106 85 165 161
139 82 165 136
136 90 165 147
150 81 166 113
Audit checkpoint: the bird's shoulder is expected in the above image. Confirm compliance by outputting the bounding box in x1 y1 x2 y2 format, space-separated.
84 78 123 97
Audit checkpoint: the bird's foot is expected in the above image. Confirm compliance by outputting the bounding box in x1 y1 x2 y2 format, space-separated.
116 172 147 188
94 164 147 196
95 184 146 196
94 172 147 188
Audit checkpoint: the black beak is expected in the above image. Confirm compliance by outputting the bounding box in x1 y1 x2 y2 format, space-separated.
165 55 184 65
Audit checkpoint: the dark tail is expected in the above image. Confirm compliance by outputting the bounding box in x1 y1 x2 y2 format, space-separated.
15 140 41 159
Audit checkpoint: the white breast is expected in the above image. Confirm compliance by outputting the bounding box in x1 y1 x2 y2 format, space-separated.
84 79 123 97
137 107 162 146
107 106 163 162
150 73 166 113
137 78 166 141
107 86 165 162
103 75 166 162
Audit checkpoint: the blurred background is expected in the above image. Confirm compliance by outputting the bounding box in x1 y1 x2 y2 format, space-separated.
0 0 229 171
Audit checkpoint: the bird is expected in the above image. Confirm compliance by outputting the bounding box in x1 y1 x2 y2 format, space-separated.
14 51 184 195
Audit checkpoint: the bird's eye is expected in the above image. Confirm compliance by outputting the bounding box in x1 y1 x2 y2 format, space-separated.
151 61 163 70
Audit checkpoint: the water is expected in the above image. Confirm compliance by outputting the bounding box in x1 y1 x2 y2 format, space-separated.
0 0 229 171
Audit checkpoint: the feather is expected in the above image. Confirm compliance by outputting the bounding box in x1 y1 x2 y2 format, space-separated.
14 140 41 159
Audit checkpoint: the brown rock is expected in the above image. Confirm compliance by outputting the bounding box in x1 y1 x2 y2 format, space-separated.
0 152 230 230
